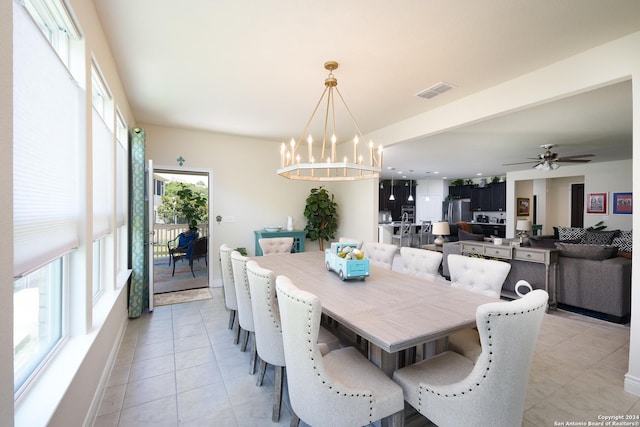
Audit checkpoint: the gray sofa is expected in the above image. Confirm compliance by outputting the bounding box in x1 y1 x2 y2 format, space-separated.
442 240 632 323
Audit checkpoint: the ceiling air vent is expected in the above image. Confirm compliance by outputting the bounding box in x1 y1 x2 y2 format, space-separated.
416 82 456 100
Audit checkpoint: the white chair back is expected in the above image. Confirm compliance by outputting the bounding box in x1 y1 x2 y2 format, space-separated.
338 236 363 250
276 276 404 427
361 241 397 270
399 247 442 281
219 244 237 311
447 254 511 298
246 260 285 367
259 237 294 255
393 290 548 427
231 251 254 332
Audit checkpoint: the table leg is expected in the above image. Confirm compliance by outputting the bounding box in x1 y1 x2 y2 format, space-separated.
368 343 398 377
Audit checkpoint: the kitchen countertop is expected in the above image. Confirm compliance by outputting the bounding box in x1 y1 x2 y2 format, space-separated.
469 221 506 226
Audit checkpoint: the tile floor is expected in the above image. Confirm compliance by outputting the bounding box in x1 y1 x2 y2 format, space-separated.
94 287 640 427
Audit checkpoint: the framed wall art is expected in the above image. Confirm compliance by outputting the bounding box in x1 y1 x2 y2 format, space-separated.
517 198 530 216
613 192 632 215
586 192 607 214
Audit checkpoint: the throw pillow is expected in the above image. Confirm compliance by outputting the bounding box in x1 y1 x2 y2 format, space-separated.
582 230 617 245
555 242 618 260
612 230 632 253
528 236 559 249
557 226 586 241
458 229 485 241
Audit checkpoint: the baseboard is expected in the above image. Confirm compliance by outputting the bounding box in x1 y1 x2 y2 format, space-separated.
624 372 640 397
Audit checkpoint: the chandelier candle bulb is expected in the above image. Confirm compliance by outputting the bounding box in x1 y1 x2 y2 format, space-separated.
369 141 373 166
353 135 358 163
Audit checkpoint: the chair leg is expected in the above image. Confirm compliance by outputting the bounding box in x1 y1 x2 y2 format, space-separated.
172 259 177 276
290 412 300 427
272 366 284 422
387 409 405 427
233 322 242 346
249 332 257 375
256 359 267 386
190 259 195 278
240 329 249 351
228 309 236 330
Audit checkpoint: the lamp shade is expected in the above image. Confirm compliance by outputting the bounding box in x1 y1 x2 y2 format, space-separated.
516 219 532 232
432 222 450 236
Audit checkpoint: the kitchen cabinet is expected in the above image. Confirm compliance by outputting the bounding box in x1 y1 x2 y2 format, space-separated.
448 184 473 199
478 223 506 238
468 182 506 211
379 179 415 221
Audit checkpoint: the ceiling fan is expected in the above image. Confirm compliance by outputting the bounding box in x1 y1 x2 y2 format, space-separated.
503 144 594 170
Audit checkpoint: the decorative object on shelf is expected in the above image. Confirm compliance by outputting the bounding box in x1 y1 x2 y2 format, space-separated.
286 216 294 231
516 219 532 244
303 187 338 251
613 192 632 215
277 61 382 181
432 222 450 246
517 197 530 216
264 226 282 232
586 192 608 214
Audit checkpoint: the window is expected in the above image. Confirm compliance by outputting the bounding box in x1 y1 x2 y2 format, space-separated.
115 111 129 277
13 260 63 393
155 179 165 197
14 0 81 394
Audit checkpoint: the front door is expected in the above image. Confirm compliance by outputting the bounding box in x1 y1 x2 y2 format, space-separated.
571 183 584 228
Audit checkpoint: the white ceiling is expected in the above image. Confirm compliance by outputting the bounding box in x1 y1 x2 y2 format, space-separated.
93 0 639 180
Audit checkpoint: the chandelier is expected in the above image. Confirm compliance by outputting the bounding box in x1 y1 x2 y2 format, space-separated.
277 61 383 181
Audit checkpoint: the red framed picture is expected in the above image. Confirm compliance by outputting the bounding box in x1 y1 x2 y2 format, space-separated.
586 192 607 214
613 192 632 214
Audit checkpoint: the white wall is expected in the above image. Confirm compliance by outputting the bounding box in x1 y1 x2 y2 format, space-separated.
143 123 379 286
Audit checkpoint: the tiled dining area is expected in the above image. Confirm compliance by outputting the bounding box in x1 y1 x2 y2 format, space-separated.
94 286 639 427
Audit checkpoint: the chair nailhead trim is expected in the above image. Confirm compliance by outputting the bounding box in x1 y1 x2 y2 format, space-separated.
418 302 546 407
281 287 376 424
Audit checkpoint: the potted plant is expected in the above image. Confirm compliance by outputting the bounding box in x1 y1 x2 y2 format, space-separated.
303 187 339 251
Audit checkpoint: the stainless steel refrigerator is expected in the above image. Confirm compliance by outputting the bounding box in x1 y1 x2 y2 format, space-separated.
442 200 473 223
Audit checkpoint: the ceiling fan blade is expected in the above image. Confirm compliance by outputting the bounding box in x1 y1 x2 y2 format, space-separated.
502 160 539 166
555 159 592 163
556 154 594 160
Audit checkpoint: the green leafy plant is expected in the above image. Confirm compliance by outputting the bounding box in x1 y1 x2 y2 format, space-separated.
157 181 208 230
235 247 248 256
303 187 339 251
450 179 464 187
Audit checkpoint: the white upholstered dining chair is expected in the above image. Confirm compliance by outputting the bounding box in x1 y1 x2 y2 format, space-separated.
361 241 398 270
230 250 258 374
258 237 294 255
246 260 340 422
446 253 511 361
447 253 511 298
399 247 443 281
219 244 240 343
275 275 405 427
393 289 548 427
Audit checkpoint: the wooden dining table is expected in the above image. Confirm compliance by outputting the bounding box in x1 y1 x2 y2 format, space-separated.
252 250 498 376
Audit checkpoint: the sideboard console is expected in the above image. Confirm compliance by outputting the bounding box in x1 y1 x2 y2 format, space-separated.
459 241 559 309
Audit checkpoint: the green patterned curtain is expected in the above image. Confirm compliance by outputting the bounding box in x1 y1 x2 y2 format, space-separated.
128 127 148 318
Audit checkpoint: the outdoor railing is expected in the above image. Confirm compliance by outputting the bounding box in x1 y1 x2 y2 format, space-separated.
153 223 209 259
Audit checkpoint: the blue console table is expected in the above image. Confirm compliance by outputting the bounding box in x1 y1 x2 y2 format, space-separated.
254 229 306 256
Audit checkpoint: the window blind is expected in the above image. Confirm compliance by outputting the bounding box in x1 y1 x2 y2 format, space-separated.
13 5 82 277
92 108 114 240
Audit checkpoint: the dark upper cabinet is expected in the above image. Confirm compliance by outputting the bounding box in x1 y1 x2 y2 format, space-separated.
467 182 506 212
491 182 506 211
449 184 473 199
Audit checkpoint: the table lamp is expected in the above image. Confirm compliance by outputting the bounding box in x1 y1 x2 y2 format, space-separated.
516 219 532 243
432 222 450 246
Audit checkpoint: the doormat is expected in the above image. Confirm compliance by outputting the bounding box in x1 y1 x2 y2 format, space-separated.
154 288 212 307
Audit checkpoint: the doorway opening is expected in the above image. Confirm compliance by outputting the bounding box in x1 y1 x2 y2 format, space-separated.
152 169 210 294
571 183 585 228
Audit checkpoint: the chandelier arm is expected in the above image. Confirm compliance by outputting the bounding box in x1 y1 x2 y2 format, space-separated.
295 85 330 152
334 86 368 146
